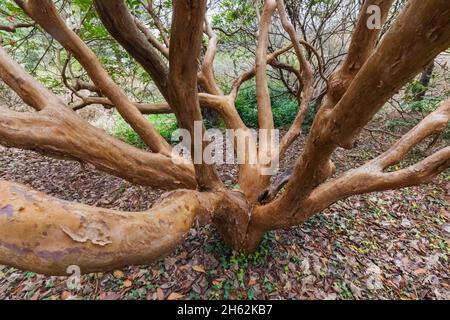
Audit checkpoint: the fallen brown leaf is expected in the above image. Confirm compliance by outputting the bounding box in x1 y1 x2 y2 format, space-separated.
168 292 184 300
123 279 132 288
192 265 206 273
61 291 71 300
113 270 124 279
156 287 164 300
413 268 427 276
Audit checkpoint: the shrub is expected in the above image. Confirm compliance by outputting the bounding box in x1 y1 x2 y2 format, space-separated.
111 112 178 148
235 81 312 129
406 95 447 114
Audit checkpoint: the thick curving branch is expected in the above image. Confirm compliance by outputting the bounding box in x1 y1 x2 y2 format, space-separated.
370 99 450 170
255 98 450 230
198 18 223 96
327 0 395 104
0 180 218 275
256 0 318 204
0 106 196 189
252 0 450 229
0 45 196 189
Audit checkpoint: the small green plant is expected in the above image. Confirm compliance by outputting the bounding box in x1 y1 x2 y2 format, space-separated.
128 288 145 300
404 79 427 100
335 282 354 299
188 291 201 300
407 95 447 114
206 232 275 270
111 115 145 149
386 118 410 131
223 280 235 300
247 287 256 300
149 114 179 141
263 276 277 293
111 112 178 148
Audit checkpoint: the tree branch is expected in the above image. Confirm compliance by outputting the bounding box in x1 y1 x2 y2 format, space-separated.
140 0 170 48
255 0 277 130
0 180 216 275
198 17 223 96
93 0 170 100
229 44 294 101
0 45 195 189
0 22 35 33
167 0 223 190
134 17 169 59
0 46 59 110
277 0 315 157
0 106 196 189
17 0 171 155
327 0 395 104
255 0 450 220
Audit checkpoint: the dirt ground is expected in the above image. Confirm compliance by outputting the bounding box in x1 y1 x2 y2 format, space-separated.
0 129 449 300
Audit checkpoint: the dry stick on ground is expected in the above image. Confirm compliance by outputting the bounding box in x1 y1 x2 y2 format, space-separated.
0 0 449 274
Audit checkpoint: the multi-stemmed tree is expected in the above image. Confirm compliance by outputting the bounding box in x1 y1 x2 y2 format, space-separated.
0 0 449 275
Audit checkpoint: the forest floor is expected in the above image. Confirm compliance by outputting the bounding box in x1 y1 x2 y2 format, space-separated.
0 129 449 300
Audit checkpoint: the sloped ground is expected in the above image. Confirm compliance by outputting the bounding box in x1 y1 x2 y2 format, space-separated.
0 131 449 300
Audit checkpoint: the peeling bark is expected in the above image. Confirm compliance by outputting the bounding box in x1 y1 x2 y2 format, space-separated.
0 180 218 275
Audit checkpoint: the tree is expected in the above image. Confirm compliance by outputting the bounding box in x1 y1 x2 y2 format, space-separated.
0 0 449 275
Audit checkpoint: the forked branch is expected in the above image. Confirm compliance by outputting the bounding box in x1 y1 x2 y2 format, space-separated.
255 0 450 222
0 180 218 275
